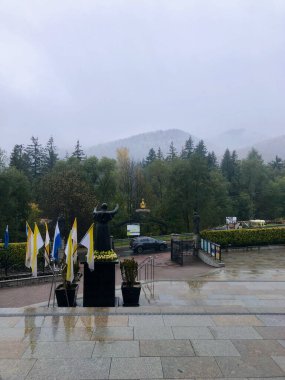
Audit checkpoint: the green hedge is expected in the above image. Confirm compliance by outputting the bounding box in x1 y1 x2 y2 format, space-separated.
0 243 29 273
200 228 285 247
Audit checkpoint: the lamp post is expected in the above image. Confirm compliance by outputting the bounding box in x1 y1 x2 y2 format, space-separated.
193 210 200 256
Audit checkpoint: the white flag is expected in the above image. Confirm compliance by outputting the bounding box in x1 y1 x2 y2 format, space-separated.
65 230 74 283
44 223 50 267
31 223 44 277
80 224 94 270
71 218 78 263
25 222 33 268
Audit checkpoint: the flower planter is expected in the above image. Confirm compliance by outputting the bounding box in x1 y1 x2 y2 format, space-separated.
55 284 79 307
121 282 141 306
83 261 118 307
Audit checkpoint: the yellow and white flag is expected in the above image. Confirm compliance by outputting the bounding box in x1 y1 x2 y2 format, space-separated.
71 218 77 263
31 223 44 277
80 224 94 270
25 222 33 268
44 223 50 267
65 230 74 283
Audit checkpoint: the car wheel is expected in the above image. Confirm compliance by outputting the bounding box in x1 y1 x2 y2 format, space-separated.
137 246 143 254
159 244 165 251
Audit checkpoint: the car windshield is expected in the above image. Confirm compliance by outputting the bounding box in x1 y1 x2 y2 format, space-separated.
134 237 155 243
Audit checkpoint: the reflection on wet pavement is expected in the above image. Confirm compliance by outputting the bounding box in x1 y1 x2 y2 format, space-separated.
199 247 285 281
1 247 285 379
133 247 285 310
136 280 285 312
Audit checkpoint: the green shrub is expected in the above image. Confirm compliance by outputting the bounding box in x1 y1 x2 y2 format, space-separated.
120 258 138 286
200 228 285 247
0 242 28 273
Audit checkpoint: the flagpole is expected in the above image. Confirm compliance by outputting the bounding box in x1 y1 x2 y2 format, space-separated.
44 245 60 308
62 245 80 307
44 245 57 307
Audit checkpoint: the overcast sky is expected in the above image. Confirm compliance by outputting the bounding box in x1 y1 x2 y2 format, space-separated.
1 0 285 153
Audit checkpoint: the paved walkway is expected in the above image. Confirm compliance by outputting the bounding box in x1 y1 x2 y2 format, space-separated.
1 308 285 379
2 246 285 308
0 252 212 308
0 247 285 379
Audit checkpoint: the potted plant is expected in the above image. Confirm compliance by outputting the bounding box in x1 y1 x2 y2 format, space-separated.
55 261 82 307
120 257 141 306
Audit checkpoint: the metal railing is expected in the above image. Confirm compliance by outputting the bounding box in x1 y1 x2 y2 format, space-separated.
137 256 154 300
138 256 154 282
200 238 222 261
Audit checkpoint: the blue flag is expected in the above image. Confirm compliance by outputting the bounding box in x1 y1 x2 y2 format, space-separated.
4 225 9 249
51 221 61 261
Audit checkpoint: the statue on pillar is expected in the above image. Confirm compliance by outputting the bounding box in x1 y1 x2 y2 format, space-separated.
140 198 146 209
193 211 200 235
193 210 200 255
93 203 119 251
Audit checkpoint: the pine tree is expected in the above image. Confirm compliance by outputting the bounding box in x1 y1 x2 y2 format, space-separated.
207 151 218 169
194 140 207 158
10 144 31 177
157 147 164 160
145 148 157 166
181 136 194 159
269 155 284 171
25 137 45 178
72 140 86 160
44 136 58 171
166 141 177 161
221 149 240 194
221 148 232 180
0 148 7 171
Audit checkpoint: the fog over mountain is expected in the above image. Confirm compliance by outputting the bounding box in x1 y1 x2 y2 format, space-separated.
205 129 270 155
237 135 285 162
86 129 198 161
84 128 284 162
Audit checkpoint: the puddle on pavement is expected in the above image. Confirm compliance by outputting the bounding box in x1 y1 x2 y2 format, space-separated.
137 248 285 306
136 278 285 306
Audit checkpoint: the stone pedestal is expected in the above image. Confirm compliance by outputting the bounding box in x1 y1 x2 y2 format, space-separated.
83 261 117 307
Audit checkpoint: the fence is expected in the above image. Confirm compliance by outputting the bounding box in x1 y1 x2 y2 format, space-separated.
200 238 222 262
171 237 195 266
138 256 154 300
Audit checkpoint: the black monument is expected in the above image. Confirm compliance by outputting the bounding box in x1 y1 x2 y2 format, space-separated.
93 203 119 251
83 203 119 307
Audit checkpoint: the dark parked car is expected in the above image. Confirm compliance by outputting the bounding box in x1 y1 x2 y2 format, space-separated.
130 236 167 254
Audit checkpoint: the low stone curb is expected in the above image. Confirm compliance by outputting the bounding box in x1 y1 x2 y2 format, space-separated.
198 250 225 268
0 274 62 288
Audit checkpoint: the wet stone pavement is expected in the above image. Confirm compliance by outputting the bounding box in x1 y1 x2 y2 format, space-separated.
0 246 285 379
201 246 285 282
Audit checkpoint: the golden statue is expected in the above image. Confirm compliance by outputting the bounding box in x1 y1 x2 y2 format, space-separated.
140 198 146 209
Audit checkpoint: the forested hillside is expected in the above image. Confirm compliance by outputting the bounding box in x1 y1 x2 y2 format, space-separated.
1 136 285 241
86 129 197 160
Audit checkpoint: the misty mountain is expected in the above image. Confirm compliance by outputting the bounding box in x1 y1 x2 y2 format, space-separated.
86 129 199 160
82 128 284 162
205 128 269 155
237 135 285 162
